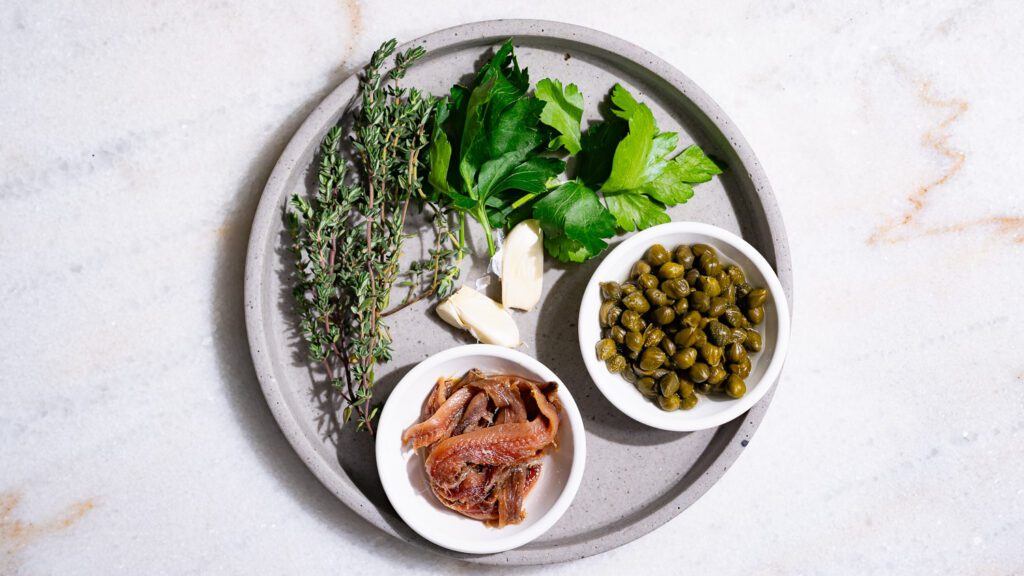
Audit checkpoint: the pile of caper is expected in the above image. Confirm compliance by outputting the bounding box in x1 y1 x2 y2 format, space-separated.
595 243 769 411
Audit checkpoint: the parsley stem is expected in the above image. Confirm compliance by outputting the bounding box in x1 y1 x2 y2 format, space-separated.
474 203 497 256
509 192 537 211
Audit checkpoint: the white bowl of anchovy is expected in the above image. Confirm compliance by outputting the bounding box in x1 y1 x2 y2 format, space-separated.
376 344 587 554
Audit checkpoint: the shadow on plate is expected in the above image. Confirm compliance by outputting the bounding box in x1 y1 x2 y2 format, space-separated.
535 256 688 447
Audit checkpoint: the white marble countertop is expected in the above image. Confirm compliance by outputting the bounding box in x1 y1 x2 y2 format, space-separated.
3 1 1022 574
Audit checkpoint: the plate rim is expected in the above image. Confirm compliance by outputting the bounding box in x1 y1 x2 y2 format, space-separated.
244 18 793 565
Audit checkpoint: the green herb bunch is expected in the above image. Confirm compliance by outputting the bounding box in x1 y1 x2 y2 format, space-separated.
428 40 722 263
287 40 459 433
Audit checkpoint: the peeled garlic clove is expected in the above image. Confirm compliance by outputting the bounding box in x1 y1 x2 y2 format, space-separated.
435 297 466 330
435 286 520 348
501 219 544 311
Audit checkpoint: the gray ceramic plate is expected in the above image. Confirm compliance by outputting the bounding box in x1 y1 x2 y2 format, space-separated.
244 19 793 565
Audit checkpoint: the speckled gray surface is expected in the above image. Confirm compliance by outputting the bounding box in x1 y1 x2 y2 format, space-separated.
244 20 792 565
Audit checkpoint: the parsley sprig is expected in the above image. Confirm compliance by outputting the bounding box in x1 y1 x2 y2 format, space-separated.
428 41 722 263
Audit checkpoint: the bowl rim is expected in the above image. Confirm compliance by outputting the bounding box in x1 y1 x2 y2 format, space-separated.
578 222 791 432
375 344 587 554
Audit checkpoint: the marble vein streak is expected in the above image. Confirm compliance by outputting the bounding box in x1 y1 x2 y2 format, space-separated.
869 80 1024 245
341 0 363 66
0 492 96 573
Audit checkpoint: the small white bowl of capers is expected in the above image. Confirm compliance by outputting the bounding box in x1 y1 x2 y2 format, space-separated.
578 222 791 432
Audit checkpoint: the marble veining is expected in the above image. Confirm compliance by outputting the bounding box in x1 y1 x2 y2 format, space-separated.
869 59 1024 246
869 79 969 244
0 492 95 574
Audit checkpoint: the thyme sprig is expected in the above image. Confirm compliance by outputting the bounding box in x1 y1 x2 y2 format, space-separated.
287 40 459 433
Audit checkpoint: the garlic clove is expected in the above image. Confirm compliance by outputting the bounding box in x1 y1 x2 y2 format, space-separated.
435 286 520 348
501 219 544 311
435 297 466 330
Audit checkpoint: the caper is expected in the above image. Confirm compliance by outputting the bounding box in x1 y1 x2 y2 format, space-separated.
653 306 675 325
723 305 746 328
674 327 699 348
660 336 676 357
692 243 713 257
698 317 711 330
707 320 731 346
609 305 624 327
708 364 728 386
689 362 710 383
701 342 723 366
620 310 644 332
596 338 617 361
600 281 623 301
658 262 686 280
621 366 638 383
639 347 667 371
697 275 722 298
672 298 690 315
684 268 700 285
622 291 650 314
689 291 710 313
651 368 671 379
636 377 657 398
630 260 651 279
658 394 681 411
645 288 669 307
723 283 737 303
600 300 623 327
622 282 640 295
747 306 764 325
693 330 708 347
708 297 728 318
672 347 698 369
699 250 721 275
679 379 695 398
661 277 690 300
636 273 657 291
606 354 627 374
695 381 713 394
659 372 680 397
645 244 671 266
744 329 763 352
735 282 752 299
730 356 751 377
610 325 627 345
725 375 746 398
642 325 665 348
625 331 644 354
716 270 732 291
599 300 613 327
680 394 699 410
674 245 695 268
726 265 745 285
746 287 769 308
682 310 702 327
632 363 655 377
726 342 747 363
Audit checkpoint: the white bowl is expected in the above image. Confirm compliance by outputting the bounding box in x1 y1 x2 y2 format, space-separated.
578 222 791 432
375 344 586 554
